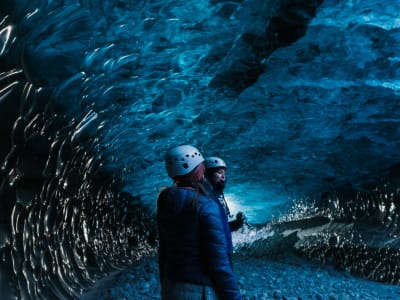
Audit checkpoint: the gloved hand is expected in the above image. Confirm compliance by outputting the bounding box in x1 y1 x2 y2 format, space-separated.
229 212 247 231
235 212 246 227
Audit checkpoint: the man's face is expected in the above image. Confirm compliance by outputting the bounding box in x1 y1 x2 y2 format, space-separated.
211 168 226 190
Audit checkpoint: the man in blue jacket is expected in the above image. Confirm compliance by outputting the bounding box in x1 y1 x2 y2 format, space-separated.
157 145 242 300
204 157 246 231
204 157 246 265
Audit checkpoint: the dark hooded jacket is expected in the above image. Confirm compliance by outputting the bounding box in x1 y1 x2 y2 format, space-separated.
157 186 242 300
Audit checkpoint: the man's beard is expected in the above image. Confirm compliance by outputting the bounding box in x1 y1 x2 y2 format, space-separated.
214 180 226 192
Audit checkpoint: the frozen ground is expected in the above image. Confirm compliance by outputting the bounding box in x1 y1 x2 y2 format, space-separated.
81 254 400 300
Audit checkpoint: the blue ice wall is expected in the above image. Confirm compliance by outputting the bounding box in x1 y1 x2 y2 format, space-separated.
1 0 400 298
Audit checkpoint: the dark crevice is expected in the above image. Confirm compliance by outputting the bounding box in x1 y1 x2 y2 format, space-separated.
209 0 324 93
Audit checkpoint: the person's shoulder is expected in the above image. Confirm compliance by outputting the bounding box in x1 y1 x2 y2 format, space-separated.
158 186 174 200
159 186 199 202
197 193 219 214
158 187 197 214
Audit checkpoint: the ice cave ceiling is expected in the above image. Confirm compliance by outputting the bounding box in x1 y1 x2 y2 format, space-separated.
1 0 400 216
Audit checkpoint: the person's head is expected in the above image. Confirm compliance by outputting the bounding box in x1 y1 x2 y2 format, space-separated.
204 157 226 192
165 145 205 186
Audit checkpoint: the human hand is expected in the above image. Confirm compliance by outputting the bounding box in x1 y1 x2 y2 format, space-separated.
235 212 246 227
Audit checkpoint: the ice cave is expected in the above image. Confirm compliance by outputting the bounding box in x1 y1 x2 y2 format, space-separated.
1 0 400 299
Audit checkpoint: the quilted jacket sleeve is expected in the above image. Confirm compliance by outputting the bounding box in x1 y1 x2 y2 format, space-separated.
198 197 242 300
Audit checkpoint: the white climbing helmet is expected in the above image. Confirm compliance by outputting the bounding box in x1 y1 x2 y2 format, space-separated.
165 145 204 178
204 157 226 170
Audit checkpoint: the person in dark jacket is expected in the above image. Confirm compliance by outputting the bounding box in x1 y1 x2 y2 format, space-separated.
204 157 246 232
204 157 246 265
157 145 242 300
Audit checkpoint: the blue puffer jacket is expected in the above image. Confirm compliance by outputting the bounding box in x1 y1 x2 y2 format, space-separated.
204 185 234 255
157 187 242 300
